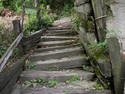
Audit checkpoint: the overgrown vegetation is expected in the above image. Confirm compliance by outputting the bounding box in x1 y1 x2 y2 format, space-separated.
88 39 108 60
0 0 75 57
24 78 59 88
66 76 80 83
23 0 75 35
82 65 94 72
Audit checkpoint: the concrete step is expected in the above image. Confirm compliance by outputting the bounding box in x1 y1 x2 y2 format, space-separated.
46 31 76 36
46 29 71 33
56 80 96 89
35 44 80 53
28 56 88 71
11 85 111 94
37 40 77 47
41 36 78 41
29 47 84 61
48 26 71 30
20 70 95 82
22 89 112 94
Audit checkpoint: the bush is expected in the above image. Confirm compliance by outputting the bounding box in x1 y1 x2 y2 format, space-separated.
25 5 57 36
0 0 4 14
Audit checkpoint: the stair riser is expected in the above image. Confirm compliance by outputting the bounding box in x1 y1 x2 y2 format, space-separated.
35 44 80 53
30 50 83 61
46 30 70 33
21 89 112 94
46 32 76 36
33 58 89 71
41 38 77 41
37 41 77 47
48 27 71 30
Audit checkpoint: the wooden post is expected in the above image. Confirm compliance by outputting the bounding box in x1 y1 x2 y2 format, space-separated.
91 0 106 42
107 37 125 94
35 0 41 21
12 20 21 38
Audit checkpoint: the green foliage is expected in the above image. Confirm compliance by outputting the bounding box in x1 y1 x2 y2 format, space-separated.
0 47 7 58
82 65 94 72
24 78 58 88
66 76 80 83
24 80 38 88
47 80 58 88
37 78 46 85
0 0 4 14
94 79 110 90
88 39 107 49
88 39 108 60
0 23 10 58
25 5 57 35
105 1 111 7
26 60 37 69
57 4 75 18
94 81 105 90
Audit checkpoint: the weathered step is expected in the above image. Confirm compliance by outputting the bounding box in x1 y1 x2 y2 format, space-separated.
29 47 84 61
20 70 95 82
46 31 75 36
46 29 71 33
56 80 96 89
41 36 78 41
35 44 80 53
37 40 77 47
14 87 111 94
28 56 88 71
48 26 71 30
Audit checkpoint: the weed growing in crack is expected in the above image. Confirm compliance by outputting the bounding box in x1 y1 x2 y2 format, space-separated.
24 78 59 88
66 76 80 84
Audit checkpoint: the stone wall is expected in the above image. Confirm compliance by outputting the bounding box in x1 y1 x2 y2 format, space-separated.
74 0 125 94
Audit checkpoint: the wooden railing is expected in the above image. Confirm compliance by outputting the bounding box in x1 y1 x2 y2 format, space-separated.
0 10 25 72
0 1 41 72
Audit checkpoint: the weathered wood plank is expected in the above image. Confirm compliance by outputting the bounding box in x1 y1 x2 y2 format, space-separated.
91 0 106 42
0 57 27 94
107 37 125 94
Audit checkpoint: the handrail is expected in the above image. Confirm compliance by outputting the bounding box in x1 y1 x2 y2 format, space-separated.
0 32 24 72
0 5 42 72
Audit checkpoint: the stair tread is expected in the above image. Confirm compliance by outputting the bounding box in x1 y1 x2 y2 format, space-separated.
32 55 87 65
34 44 80 53
29 47 84 61
41 36 77 39
38 40 77 47
12 85 111 94
48 27 71 30
28 55 88 70
33 47 83 56
20 69 95 82
46 29 70 32
55 80 96 89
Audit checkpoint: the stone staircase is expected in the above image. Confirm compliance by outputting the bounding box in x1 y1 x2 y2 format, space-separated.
11 18 111 94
